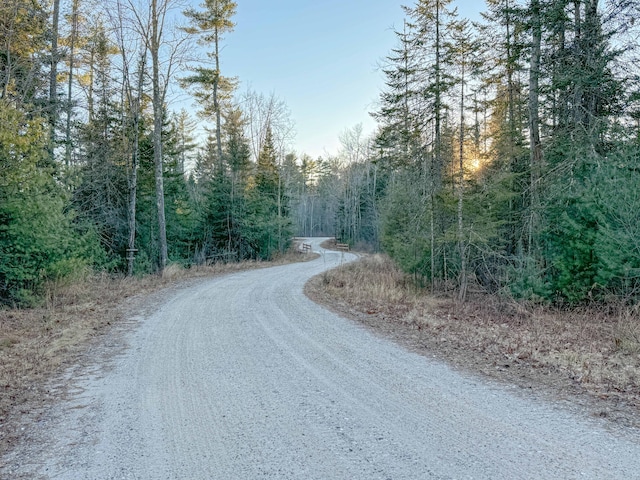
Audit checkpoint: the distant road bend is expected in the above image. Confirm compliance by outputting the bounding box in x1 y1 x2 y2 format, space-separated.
7 237 640 479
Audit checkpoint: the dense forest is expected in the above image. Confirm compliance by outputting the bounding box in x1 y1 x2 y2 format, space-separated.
368 0 640 305
1 0 639 307
333 0 640 306
0 0 299 306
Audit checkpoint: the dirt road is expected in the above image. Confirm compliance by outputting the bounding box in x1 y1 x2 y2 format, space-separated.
4 238 640 479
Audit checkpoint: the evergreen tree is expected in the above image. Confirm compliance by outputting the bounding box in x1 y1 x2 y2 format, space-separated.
173 109 198 175
534 0 627 302
163 114 199 262
0 0 48 108
193 132 229 262
246 126 291 259
375 0 458 287
73 26 129 266
254 126 280 201
183 0 238 164
478 0 529 257
373 20 423 170
0 100 101 305
223 107 252 257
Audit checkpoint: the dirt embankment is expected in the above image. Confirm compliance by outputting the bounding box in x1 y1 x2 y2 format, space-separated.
305 251 640 430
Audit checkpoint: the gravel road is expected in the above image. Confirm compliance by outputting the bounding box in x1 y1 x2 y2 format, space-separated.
5 237 640 479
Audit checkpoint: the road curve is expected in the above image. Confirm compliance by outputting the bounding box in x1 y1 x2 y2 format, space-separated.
5 237 640 479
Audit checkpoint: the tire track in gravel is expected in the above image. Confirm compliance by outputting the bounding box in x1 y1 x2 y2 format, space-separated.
3 237 640 479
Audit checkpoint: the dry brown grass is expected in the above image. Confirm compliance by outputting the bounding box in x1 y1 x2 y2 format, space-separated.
0 273 136 454
0 250 314 454
319 254 425 315
307 254 640 425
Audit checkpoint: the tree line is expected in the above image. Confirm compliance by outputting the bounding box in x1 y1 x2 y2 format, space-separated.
0 0 305 306
2 0 640 307
315 0 640 305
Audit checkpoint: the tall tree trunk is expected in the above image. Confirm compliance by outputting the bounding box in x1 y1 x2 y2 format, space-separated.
553 1 568 131
457 47 467 303
431 0 443 288
503 0 520 252
434 0 442 189
402 20 411 159
528 0 543 254
504 0 518 162
127 54 146 276
87 44 96 121
65 0 79 167
430 193 435 292
277 157 283 253
49 0 60 158
214 24 223 168
151 0 168 272
573 1 584 128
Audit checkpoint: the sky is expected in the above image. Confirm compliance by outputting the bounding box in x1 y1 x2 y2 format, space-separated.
189 1 485 159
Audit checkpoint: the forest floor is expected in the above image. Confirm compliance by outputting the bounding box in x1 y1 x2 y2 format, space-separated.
305 242 640 430
0 246 317 457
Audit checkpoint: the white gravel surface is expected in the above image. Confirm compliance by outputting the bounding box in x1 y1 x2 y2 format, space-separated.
4 237 640 479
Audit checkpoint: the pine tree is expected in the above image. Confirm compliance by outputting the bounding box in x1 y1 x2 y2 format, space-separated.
254 126 279 201
478 0 529 256
376 0 458 287
245 126 290 259
0 100 101 305
0 0 48 108
73 26 128 265
62 0 81 167
173 109 198 175
223 107 252 257
183 0 238 165
527 0 543 254
162 115 198 262
535 1 626 302
49 0 61 157
450 18 480 301
373 20 423 170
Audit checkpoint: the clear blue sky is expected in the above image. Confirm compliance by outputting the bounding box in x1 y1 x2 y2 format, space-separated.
211 1 484 159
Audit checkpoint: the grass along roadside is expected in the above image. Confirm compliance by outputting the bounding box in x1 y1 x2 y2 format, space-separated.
305 253 640 428
0 248 315 457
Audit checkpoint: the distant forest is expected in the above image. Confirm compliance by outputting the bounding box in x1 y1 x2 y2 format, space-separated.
1 0 640 306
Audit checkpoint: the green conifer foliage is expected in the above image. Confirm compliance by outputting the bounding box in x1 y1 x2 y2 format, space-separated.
0 101 100 305
245 126 291 259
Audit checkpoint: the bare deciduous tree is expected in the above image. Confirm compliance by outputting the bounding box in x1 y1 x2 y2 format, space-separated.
124 0 189 273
